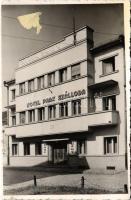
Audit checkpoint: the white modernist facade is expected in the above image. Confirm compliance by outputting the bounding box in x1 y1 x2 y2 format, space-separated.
4 26 127 170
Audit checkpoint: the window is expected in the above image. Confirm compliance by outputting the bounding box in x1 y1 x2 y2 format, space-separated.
11 89 15 101
24 143 30 155
28 79 34 92
35 143 42 155
48 72 55 86
11 107 16 116
102 57 115 75
103 96 116 111
59 102 68 117
20 111 25 124
28 110 35 123
12 116 16 126
48 105 56 119
12 144 18 156
77 140 86 154
38 76 44 89
59 68 67 83
104 137 117 154
72 99 81 115
38 107 45 121
19 82 25 95
71 63 80 79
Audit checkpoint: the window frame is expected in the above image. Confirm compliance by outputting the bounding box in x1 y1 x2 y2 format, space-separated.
20 111 26 124
48 72 55 87
59 102 68 117
24 143 30 156
11 89 15 101
12 143 18 156
48 105 56 119
38 107 45 121
19 82 25 95
71 63 81 80
28 79 34 93
28 109 35 123
59 67 67 83
104 136 117 155
102 56 115 75
102 95 116 111
38 75 44 90
35 142 42 155
72 99 81 116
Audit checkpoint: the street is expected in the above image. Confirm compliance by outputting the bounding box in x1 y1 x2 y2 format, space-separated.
3 166 77 186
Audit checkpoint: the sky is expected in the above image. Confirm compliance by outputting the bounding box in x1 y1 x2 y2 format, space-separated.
2 4 124 109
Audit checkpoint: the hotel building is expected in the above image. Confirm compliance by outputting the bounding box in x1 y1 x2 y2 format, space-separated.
4 26 127 170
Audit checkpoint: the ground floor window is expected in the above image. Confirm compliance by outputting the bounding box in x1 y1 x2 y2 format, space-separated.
24 143 30 155
104 136 117 154
12 144 18 156
77 140 87 154
35 143 42 155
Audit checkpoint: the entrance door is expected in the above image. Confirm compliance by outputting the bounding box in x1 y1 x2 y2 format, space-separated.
53 143 67 164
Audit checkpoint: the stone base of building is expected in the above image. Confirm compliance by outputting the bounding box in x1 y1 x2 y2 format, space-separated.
9 154 126 171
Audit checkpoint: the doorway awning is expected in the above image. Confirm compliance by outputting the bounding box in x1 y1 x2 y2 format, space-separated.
43 138 69 142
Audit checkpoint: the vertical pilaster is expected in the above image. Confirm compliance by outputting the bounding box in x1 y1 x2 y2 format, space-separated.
95 98 102 112
55 70 59 85
44 75 48 88
19 142 24 156
45 107 48 120
30 143 35 156
55 104 59 118
67 66 71 80
68 101 72 116
81 98 88 114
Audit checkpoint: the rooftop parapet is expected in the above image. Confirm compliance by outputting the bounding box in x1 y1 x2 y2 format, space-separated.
18 26 94 69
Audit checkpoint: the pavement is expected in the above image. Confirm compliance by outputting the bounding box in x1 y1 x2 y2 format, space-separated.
4 170 128 193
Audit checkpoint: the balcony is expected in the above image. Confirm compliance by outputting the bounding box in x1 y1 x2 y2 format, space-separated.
5 110 118 138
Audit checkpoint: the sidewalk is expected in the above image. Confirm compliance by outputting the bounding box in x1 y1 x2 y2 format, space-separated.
4 170 128 193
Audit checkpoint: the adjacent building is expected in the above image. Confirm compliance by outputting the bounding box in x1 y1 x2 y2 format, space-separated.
4 26 127 170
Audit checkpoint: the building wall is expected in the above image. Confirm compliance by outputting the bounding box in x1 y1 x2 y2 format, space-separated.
94 47 126 155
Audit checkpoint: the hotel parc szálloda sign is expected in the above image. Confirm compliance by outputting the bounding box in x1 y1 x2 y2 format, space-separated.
27 89 86 108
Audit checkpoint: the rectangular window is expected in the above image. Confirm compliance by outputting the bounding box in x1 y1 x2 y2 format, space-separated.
12 116 16 126
102 57 115 75
35 143 42 155
28 110 35 123
77 140 86 154
38 107 45 121
28 79 34 92
104 137 117 154
12 144 18 156
11 107 16 116
48 72 55 86
59 102 68 117
72 99 81 115
20 111 26 124
24 143 30 155
19 82 25 95
38 76 44 89
59 68 67 83
103 95 116 111
71 63 80 80
48 105 56 119
11 89 15 101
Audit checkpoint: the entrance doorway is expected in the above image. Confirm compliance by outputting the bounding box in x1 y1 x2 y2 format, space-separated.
53 142 67 164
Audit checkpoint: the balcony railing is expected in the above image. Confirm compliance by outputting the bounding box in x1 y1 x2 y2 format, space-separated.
5 110 118 138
